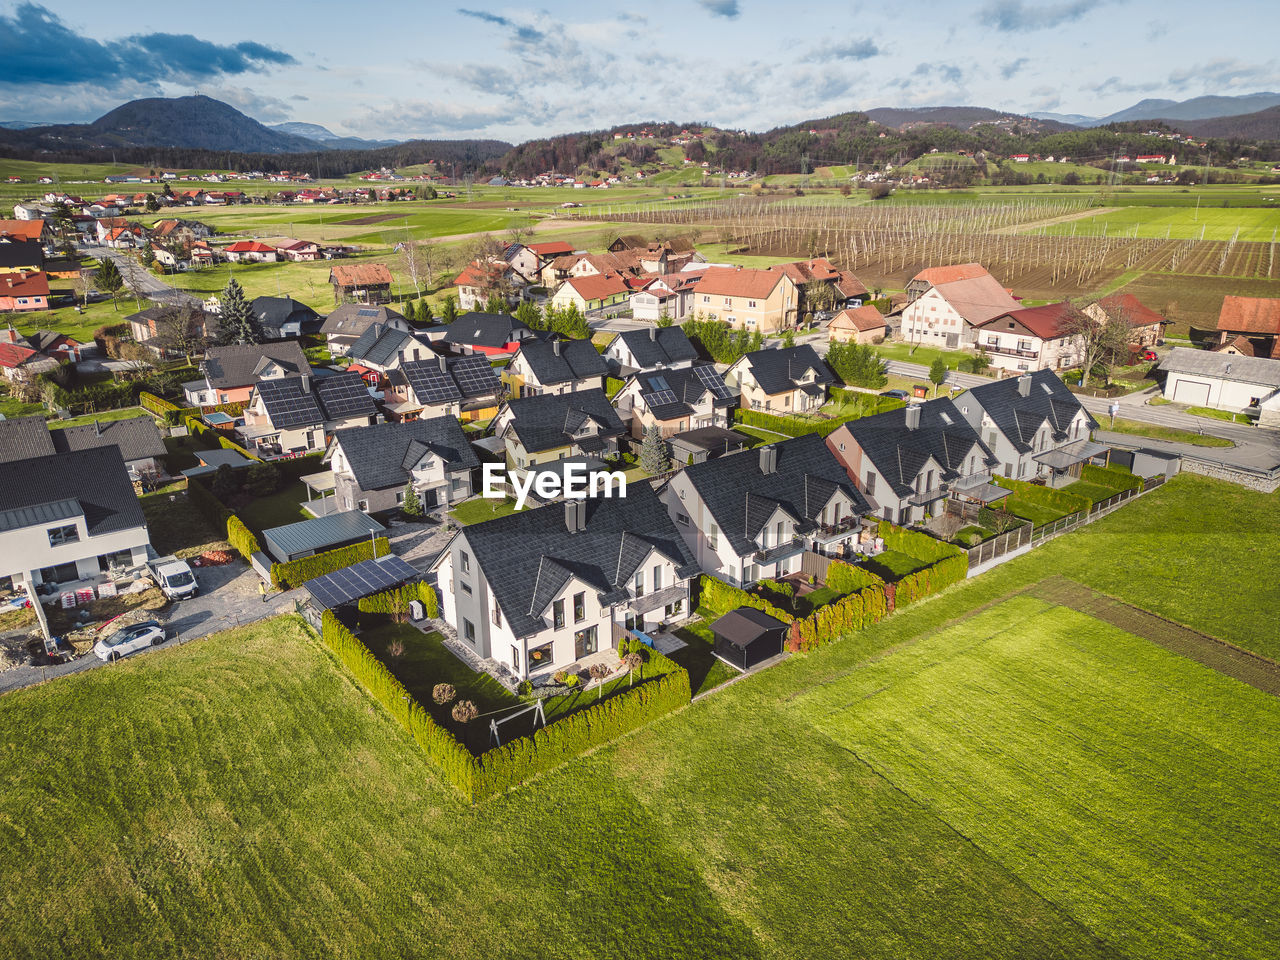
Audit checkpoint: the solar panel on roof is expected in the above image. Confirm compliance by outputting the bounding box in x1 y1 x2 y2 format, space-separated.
317 375 375 417
304 554 419 609
451 355 500 397
405 362 462 404
643 389 679 407
357 307 379 317
691 365 733 399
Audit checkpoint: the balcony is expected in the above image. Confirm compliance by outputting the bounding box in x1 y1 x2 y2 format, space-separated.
811 516 860 544
981 343 1039 360
907 486 947 506
753 537 804 564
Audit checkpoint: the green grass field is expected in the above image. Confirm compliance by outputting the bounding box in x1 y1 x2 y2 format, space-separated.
1035 204 1280 241
1106 417 1234 447
0 474 1277 958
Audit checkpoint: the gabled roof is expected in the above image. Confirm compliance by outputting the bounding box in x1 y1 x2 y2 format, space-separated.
961 369 1097 454
1098 293 1165 328
320 303 406 338
560 273 631 302
680 434 868 557
51 415 167 462
225 240 276 254
0 271 49 298
976 301 1075 341
1217 296 1280 335
0 219 46 242
441 312 534 348
502 388 625 453
831 304 886 332
834 398 997 499
254 371 377 428
348 323 422 367
454 483 698 638
736 345 834 395
203 341 311 389
0 240 43 270
927 274 1021 326
630 364 736 421
250 296 321 335
514 338 608 385
0 415 56 463
610 326 698 368
526 241 576 257
0 341 41 368
912 263 991 285
330 262 392 287
399 354 502 404
1160 346 1280 388
0 446 144 537
692 266 785 299
332 416 479 491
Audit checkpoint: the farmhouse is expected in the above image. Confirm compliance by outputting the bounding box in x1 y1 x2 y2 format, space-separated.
330 263 393 304
1213 295 1280 359
1084 293 1166 349
957 370 1099 484
550 273 632 314
323 416 479 516
1159 347 1280 424
663 434 869 586
429 483 699 681
223 241 278 264
827 399 999 526
724 345 835 414
504 338 609 398
828 305 887 344
970 302 1085 373
900 263 1020 348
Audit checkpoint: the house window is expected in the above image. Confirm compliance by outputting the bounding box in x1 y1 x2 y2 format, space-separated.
633 570 644 597
1017 339 1033 351
747 300 757 308
357 499 369 512
665 599 683 618
775 520 785 544
652 564 662 590
865 473 876 495
708 523 719 550
986 336 998 346
573 591 585 623
675 511 690 525
47 524 79 547
1004 463 1013 477
553 598 565 629
528 640 553 669
460 551 470 573
511 646 520 671
463 619 476 642
396 491 405 505
461 581 472 595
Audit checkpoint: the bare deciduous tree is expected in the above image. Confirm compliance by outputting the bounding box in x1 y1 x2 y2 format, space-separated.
1065 302 1132 387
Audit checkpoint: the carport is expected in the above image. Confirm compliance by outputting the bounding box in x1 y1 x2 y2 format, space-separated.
711 607 788 671
303 554 420 610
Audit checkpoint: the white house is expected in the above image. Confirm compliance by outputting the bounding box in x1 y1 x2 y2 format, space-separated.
970 302 1085 374
1159 347 1280 424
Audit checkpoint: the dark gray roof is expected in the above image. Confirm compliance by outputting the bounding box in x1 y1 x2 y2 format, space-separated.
739 345 834 395
51 415 167 462
711 607 788 646
1160 346 1280 387
332 417 479 492
441 312 535 349
0 446 145 537
669 426 747 456
348 324 423 367
501 388 626 454
398 354 502 405
251 296 321 336
0 415 56 463
304 554 420 609
962 370 1098 455
838 398 998 499
632 364 735 422
254 372 376 428
681 434 869 557
203 341 310 389
457 483 699 638
0 240 42 270
612 327 698 368
261 510 386 562
320 303 406 338
514 338 608 386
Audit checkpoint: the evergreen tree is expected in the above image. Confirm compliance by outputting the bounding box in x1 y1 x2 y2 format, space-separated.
514 300 541 330
418 299 434 324
484 291 508 314
929 357 948 396
441 295 459 324
401 299 418 323
216 278 261 345
639 423 671 475
656 312 673 328
95 257 125 311
401 482 423 517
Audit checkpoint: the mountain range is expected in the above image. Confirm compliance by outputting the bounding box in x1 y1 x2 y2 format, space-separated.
269 121 402 151
1031 92 1280 128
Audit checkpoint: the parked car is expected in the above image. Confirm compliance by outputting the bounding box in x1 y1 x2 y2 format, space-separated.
148 556 198 600
1139 349 1158 362
880 389 910 400
93 620 166 662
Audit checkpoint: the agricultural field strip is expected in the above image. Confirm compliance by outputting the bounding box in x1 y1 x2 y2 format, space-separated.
788 595 1280 960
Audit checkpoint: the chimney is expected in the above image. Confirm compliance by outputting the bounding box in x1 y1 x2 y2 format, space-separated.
575 498 587 529
649 326 657 341
904 404 921 430
553 339 561 356
759 445 777 474
564 497 579 533
438 355 447 372
1017 374 1031 397
300 374 311 393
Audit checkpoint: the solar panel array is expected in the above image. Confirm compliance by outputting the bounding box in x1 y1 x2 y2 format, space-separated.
356 307 380 318
316 373 376 418
403 360 462 404
257 379 323 428
452 355 501 397
642 388 679 408
692 365 734 399
304 554 420 609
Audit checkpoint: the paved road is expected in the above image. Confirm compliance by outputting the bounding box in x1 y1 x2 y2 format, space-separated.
85 243 201 308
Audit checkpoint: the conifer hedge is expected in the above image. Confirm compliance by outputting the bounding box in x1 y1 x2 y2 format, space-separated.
991 476 1091 516
697 574 794 623
272 537 391 589
357 581 438 619
1081 463 1143 493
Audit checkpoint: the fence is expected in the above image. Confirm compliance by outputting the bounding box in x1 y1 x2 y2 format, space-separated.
799 550 832 582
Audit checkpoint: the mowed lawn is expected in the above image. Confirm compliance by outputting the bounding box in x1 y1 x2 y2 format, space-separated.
0 473 1277 959
791 595 1280 960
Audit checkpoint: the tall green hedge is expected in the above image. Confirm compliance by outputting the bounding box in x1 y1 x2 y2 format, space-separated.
786 584 891 652
272 537 391 589
991 476 1090 516
357 581 439 619
185 475 232 528
227 515 262 561
183 414 261 462
698 574 794 624
1081 463 1143 493
825 559 884 593
876 521 967 565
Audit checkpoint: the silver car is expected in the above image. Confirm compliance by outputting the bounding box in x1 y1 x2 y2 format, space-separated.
93 620 166 662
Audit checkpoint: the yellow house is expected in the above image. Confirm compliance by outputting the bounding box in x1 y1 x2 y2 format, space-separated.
690 267 798 332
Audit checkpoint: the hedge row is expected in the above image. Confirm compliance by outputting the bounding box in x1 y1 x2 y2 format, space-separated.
139 391 199 425
1081 463 1143 493
321 611 477 798
826 559 884 594
183 414 261 462
698 574 794 624
227 515 262 561
320 609 692 801
733 392 906 439
357 581 439 619
876 520 967 565
992 476 1090 516
893 553 968 607
471 663 690 800
273 537 391 589
787 584 891 652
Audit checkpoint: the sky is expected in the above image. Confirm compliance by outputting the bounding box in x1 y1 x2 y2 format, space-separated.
1 0 1279 141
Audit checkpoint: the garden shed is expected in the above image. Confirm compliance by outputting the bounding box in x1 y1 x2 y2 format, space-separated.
261 510 386 563
711 607 788 671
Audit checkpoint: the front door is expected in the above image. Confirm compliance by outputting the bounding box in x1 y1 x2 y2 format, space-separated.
574 625 598 659
421 487 439 508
